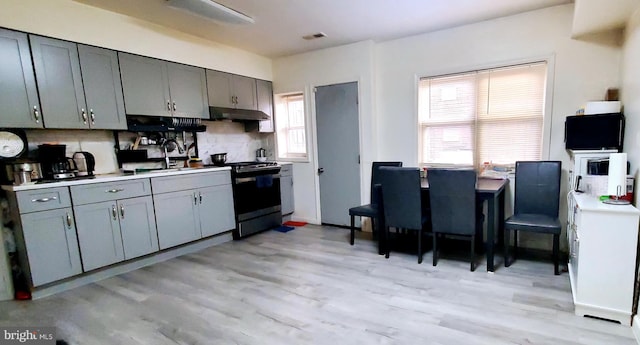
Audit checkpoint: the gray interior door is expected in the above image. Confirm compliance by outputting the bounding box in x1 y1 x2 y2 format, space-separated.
315 82 360 226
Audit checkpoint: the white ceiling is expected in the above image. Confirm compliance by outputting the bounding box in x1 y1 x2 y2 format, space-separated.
76 0 573 58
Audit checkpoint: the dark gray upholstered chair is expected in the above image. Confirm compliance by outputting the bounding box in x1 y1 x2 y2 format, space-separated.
504 161 562 275
348 162 402 247
379 167 430 263
428 169 483 271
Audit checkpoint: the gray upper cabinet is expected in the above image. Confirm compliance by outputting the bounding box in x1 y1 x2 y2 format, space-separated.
206 70 257 110
119 53 207 118
257 79 274 133
29 35 88 129
119 53 171 117
78 45 127 130
0 29 42 128
166 62 208 118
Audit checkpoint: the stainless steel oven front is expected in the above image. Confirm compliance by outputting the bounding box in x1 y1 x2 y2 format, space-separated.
232 168 282 238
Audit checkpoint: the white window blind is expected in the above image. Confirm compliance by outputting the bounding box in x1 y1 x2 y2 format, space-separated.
419 62 546 167
275 93 308 160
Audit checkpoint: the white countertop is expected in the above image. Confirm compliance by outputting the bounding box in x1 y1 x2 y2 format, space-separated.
1 166 231 192
572 192 640 215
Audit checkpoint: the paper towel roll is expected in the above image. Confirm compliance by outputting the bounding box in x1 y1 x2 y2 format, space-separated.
607 153 627 197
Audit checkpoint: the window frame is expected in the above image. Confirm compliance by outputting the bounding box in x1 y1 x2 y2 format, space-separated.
274 92 310 162
416 57 554 169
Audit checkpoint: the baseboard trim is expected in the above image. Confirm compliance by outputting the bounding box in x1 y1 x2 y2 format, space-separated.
633 316 640 344
31 232 232 300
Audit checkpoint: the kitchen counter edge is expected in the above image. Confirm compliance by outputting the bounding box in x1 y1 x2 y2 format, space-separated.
1 166 232 192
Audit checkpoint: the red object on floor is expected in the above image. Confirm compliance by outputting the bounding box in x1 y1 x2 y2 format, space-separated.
15 291 31 300
283 221 307 227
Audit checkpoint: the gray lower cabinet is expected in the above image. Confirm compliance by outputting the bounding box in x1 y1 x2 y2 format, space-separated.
29 35 87 129
74 196 158 271
154 189 201 249
206 70 257 110
119 53 208 118
280 164 294 215
152 171 235 249
257 79 274 133
199 184 235 237
78 45 127 129
0 28 42 128
20 207 82 287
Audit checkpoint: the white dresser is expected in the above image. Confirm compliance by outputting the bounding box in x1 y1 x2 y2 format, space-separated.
567 192 640 325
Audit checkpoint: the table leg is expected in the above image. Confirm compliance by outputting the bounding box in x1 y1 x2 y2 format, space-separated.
497 190 505 249
487 195 497 272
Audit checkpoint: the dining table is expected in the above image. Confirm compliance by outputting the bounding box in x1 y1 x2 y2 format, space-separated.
419 177 509 272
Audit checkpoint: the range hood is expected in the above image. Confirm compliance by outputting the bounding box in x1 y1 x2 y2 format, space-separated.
209 106 269 122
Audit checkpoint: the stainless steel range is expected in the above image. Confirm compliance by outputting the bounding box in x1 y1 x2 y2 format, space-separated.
225 161 282 239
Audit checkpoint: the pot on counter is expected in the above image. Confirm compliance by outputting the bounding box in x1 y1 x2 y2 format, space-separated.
210 153 227 166
256 148 266 162
3 161 43 185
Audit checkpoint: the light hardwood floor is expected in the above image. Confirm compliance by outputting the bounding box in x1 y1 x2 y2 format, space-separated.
0 225 635 345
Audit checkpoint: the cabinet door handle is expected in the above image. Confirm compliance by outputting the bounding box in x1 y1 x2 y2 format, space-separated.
31 196 57 203
167 100 171 111
106 188 125 193
173 101 177 111
33 106 40 123
112 205 117 220
66 212 72 228
81 109 87 124
120 204 125 219
194 192 198 205
90 109 95 125
199 191 202 204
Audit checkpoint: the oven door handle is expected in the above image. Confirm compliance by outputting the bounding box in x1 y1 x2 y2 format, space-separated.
235 174 280 184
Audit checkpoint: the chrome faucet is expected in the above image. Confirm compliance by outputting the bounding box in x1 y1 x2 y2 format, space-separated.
161 138 184 169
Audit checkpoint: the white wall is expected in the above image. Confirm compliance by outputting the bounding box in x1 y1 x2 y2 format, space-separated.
273 41 376 224
0 0 272 79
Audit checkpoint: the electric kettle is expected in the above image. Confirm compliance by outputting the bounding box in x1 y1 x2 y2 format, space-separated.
73 151 96 176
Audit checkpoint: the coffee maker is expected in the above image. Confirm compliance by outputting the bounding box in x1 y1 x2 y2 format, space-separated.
38 144 77 180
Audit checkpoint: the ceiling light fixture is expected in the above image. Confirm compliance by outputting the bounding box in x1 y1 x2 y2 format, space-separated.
302 32 327 40
166 0 254 25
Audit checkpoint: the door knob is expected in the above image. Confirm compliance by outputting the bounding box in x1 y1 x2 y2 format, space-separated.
318 168 324 174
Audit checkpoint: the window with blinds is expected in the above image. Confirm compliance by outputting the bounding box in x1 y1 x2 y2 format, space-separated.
418 62 547 168
275 93 308 160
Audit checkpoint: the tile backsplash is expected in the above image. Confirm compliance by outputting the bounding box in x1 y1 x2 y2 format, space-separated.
24 122 275 174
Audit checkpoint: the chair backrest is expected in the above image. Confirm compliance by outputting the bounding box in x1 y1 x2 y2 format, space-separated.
370 162 403 204
379 167 422 230
513 161 562 218
428 169 477 235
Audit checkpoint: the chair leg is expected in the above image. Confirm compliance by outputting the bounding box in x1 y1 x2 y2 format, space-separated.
385 226 390 259
504 229 510 267
418 228 423 264
371 218 377 241
553 233 560 275
432 233 438 266
513 231 518 262
350 215 355 245
470 235 475 272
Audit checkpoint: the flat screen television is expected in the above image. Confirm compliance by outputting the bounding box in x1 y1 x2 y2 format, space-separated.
565 113 624 151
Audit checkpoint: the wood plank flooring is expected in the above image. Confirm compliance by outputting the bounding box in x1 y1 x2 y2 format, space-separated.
0 224 635 344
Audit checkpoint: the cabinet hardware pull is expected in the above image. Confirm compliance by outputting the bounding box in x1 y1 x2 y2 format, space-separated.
106 188 124 193
167 101 171 111
199 192 202 204
194 192 198 205
33 106 40 123
120 204 125 218
112 205 117 220
32 196 57 202
173 101 176 111
66 213 72 228
81 109 87 124
90 109 95 125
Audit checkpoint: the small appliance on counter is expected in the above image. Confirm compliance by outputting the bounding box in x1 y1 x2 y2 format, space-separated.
38 144 77 180
4 161 42 185
73 151 95 176
256 148 267 162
